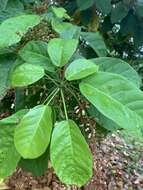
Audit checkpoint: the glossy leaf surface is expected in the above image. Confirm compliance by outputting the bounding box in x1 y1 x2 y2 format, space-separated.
11 63 45 87
14 105 53 158
65 59 98 81
50 120 93 187
48 38 78 67
0 14 40 48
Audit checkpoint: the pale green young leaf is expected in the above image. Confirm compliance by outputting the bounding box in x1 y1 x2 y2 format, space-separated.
0 14 41 48
48 38 78 67
11 63 45 87
14 105 53 158
50 120 93 187
52 7 70 19
65 58 98 81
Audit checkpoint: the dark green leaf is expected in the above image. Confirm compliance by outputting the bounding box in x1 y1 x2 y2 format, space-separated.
81 32 107 57
0 55 15 100
19 41 55 72
95 0 112 15
77 0 94 10
91 57 141 87
0 0 8 10
111 2 129 23
19 149 49 176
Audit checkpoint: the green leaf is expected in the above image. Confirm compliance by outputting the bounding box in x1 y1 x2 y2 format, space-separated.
0 110 27 178
65 58 98 81
80 72 143 137
136 1 143 17
77 0 94 10
0 109 28 125
11 63 45 87
50 120 93 187
0 14 41 48
52 21 81 40
0 0 24 23
91 57 141 87
0 125 20 178
19 41 55 72
52 7 70 19
19 148 49 176
81 32 107 57
111 2 129 23
5 0 24 12
14 105 53 159
0 55 15 100
95 0 112 15
89 57 141 132
48 38 78 67
0 0 8 10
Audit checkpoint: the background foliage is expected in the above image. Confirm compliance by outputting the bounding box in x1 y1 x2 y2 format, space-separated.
0 0 143 188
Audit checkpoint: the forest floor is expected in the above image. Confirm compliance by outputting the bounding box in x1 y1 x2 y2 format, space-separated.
0 132 143 190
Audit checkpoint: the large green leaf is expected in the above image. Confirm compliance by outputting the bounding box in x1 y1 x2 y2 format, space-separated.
88 57 141 132
52 21 81 40
0 0 24 23
0 55 15 100
111 2 129 23
0 14 41 48
136 0 143 17
14 105 53 159
48 38 78 67
50 120 93 187
0 125 20 178
95 0 112 15
0 110 27 178
11 63 45 87
81 32 107 57
19 148 49 176
52 7 70 19
76 0 94 10
65 58 98 81
80 72 143 137
19 41 55 72
0 0 8 10
91 57 141 87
